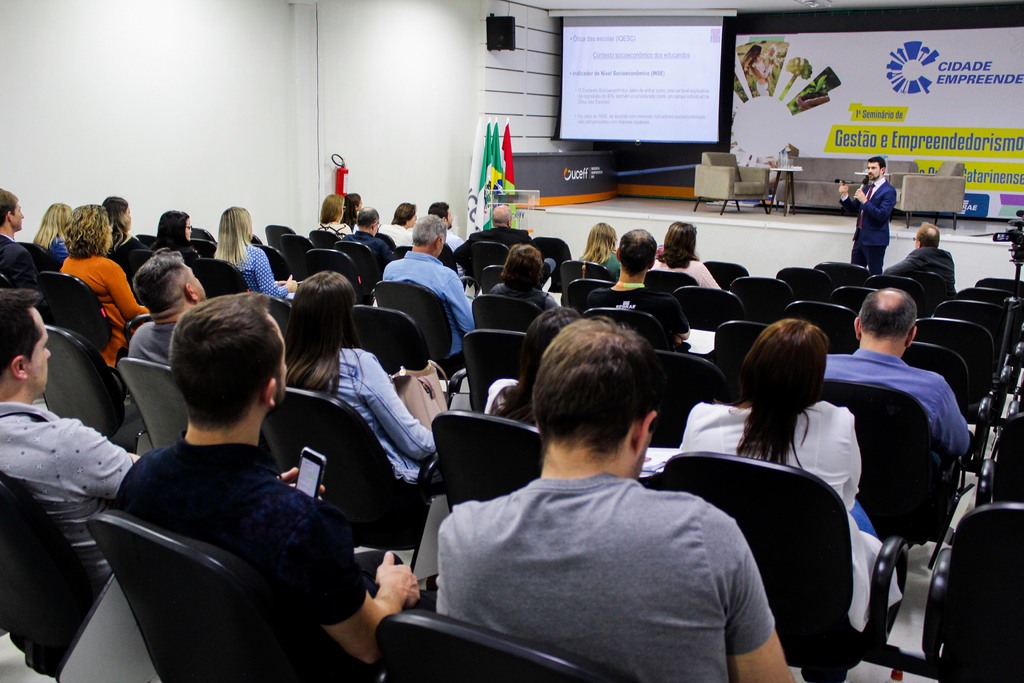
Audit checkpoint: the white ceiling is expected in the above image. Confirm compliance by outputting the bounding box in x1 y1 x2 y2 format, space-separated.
534 0 1019 13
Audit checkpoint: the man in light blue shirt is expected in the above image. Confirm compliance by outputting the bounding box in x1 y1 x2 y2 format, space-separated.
825 288 970 462
382 214 474 367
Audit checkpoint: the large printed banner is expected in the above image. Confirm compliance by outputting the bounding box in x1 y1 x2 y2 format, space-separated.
731 27 1024 219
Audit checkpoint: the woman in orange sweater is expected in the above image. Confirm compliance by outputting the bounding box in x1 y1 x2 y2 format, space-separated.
61 204 148 365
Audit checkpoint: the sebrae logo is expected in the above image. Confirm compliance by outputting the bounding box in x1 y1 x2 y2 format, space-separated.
886 40 940 95
564 166 590 181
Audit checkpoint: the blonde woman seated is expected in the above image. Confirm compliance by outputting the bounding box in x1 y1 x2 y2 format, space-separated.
652 222 720 289
61 205 148 365
34 203 72 266
318 193 351 237
580 222 619 281
215 207 296 297
681 318 900 635
285 271 435 484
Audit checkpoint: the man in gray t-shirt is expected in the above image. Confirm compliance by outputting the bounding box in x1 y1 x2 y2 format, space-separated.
129 249 205 365
438 318 792 683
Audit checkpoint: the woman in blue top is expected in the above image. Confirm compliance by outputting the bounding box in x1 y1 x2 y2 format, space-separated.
215 206 296 297
284 271 435 483
33 202 71 266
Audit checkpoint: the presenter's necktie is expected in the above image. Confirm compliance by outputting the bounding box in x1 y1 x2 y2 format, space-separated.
857 184 875 229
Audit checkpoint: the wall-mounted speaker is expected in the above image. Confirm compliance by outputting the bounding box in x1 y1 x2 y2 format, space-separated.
486 15 516 52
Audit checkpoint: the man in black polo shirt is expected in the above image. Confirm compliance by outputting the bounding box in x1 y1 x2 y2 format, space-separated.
116 293 421 681
588 229 690 349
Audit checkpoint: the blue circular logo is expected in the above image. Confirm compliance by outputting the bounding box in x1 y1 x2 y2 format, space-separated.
886 40 939 94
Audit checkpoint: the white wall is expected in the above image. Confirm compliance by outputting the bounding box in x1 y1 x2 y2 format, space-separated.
3 0 302 242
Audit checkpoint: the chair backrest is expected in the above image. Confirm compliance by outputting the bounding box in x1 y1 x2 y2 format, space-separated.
264 225 295 250
0 471 93 664
673 286 745 331
252 244 292 281
335 240 382 301
814 261 869 290
933 299 1003 342
136 234 157 248
117 358 187 451
904 271 948 317
643 269 699 293
564 278 613 314
469 241 510 284
88 511 300 683
305 248 360 292
432 411 541 510
308 229 339 249
703 261 749 290
279 234 313 282
659 453 853 635
865 274 927 315
776 267 832 303
19 242 61 273
902 342 969 417
531 237 572 293
352 305 431 375
830 285 875 313
394 245 412 260
652 351 729 447
376 232 397 251
714 320 767 401
189 238 217 258
37 272 111 351
992 415 1024 503
784 300 858 355
261 388 396 523
462 329 526 412
128 249 154 280
44 325 124 437
438 243 459 273
975 277 1021 296
559 260 613 286
955 286 1008 307
378 610 629 683
473 294 542 333
478 264 505 294
373 281 453 361
914 317 994 403
189 227 216 243
191 258 248 298
730 276 794 324
701 152 738 168
584 307 669 351
266 297 292 336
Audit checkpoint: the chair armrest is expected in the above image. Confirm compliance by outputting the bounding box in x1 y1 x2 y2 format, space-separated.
447 368 467 402
922 547 952 662
694 166 738 198
107 366 127 402
737 166 769 184
865 534 909 647
417 455 443 505
977 458 995 505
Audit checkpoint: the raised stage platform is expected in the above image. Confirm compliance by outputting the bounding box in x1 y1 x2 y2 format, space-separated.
527 197 1015 291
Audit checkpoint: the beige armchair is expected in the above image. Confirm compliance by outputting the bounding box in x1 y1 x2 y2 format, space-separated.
897 161 966 230
693 153 770 215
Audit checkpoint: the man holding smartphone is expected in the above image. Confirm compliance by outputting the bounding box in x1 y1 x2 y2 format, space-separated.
116 293 421 681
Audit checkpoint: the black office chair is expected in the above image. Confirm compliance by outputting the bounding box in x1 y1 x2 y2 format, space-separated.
88 511 301 683
376 232 397 251
252 244 292 281
814 261 870 289
643 269 698 293
394 245 412 260
19 241 62 273
478 264 505 295
975 277 1022 295
352 305 431 376
922 503 1024 683
305 248 360 291
267 297 292 336
830 286 875 313
378 611 631 683
117 358 187 451
308 229 339 249
905 271 949 317
933 299 1003 342
37 271 110 352
265 225 295 250
44 326 125 439
335 240 383 303
658 453 906 671
469 241 510 286
424 411 541 511
373 281 455 368
730 276 794 325
784 301 858 354
776 267 833 302
531 236 572 293
652 351 729 448
902 342 969 418
584 307 670 351
191 258 248 298
280 234 313 282
189 227 216 243
955 286 1008 306
459 329 525 412
564 278 613 314
978 414 1024 504
866 274 927 315
703 261 749 290
127 249 154 281
438 243 460 274
915 317 994 412
559 260 613 286
136 234 157 248
189 238 217 258
0 472 94 676
473 295 542 333
714 320 767 401
262 388 428 550
673 286 745 331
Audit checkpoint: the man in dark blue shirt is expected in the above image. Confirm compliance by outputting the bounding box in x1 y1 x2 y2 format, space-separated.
342 207 394 273
116 293 421 681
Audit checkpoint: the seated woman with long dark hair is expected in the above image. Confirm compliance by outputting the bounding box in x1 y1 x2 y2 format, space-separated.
489 244 557 311
285 271 434 483
652 221 719 289
151 210 199 266
681 318 899 637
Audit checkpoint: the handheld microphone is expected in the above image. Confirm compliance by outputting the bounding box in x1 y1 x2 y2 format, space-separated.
861 176 871 190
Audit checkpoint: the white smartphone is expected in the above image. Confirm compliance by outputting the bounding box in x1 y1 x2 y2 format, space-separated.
296 447 326 498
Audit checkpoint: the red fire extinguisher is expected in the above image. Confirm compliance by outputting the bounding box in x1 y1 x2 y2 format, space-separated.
332 154 348 196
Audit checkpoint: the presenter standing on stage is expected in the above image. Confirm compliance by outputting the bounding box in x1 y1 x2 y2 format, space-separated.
838 156 896 275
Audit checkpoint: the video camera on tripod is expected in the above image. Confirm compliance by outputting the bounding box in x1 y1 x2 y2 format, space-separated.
993 210 1024 264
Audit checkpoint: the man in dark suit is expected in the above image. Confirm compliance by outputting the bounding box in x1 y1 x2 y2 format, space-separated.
0 188 40 293
341 207 394 273
838 156 897 275
454 204 552 282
